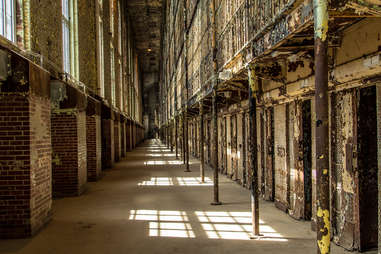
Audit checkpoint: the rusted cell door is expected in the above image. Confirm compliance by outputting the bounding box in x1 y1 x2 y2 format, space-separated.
291 101 312 220
242 112 247 186
356 85 378 251
207 119 211 164
302 100 312 220
264 107 275 201
231 114 238 180
245 112 250 188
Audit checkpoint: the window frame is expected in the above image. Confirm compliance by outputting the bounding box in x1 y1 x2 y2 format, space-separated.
0 0 16 42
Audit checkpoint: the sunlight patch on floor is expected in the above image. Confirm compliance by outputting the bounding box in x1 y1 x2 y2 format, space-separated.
138 177 174 186
137 177 213 186
177 177 213 186
144 160 183 165
129 210 194 239
196 211 288 241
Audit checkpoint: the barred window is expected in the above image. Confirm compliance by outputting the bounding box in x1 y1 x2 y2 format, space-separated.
62 0 78 78
0 0 15 42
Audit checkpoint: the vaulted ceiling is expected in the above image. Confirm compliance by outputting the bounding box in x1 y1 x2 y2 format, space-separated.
126 0 163 78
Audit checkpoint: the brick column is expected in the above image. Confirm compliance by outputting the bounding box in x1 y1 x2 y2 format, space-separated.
114 113 121 162
101 105 114 169
86 97 102 182
121 116 126 157
0 54 52 238
51 83 87 197
126 120 131 152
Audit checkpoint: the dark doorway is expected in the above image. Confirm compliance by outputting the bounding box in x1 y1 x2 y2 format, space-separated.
357 85 378 251
302 100 312 220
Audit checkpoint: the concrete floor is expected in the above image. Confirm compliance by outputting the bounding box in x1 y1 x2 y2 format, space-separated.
0 139 377 254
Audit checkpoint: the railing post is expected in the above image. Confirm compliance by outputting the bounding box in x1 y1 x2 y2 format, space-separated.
200 101 205 183
248 64 260 237
314 0 330 253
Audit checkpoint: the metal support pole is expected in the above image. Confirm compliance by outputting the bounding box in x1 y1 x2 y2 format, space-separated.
182 113 186 164
185 109 190 172
314 0 330 253
170 122 173 152
248 65 260 237
211 89 221 205
175 116 179 159
200 101 205 182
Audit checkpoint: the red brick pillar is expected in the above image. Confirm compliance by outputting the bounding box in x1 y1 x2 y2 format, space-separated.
86 97 102 182
51 83 87 197
0 54 52 238
101 105 114 169
121 117 126 157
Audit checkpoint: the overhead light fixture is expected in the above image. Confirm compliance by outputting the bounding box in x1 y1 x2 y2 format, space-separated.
147 48 152 52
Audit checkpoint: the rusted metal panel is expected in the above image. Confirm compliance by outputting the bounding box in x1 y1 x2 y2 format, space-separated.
264 107 275 201
274 104 288 210
331 90 356 250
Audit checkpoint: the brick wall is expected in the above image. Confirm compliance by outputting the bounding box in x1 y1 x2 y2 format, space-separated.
86 115 102 181
52 110 87 197
0 93 51 238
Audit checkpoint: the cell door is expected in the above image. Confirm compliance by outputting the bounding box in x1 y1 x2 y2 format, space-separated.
231 114 238 180
357 85 378 251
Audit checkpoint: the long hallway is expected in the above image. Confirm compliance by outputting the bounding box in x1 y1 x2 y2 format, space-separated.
0 139 324 254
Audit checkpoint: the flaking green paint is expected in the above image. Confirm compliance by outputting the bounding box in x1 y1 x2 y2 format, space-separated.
314 0 329 41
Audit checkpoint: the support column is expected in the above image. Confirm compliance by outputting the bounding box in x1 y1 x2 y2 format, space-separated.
210 0 220 206
170 121 174 152
175 116 179 159
248 65 260 237
0 57 51 238
314 1 330 253
200 101 205 182
378 84 381 254
185 110 190 172
211 89 221 205
52 83 87 197
86 97 102 182
182 113 186 164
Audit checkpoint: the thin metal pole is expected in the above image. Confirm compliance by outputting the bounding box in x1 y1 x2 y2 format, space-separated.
210 0 220 205
185 110 191 172
200 101 205 183
182 113 186 164
248 65 260 237
175 116 179 159
211 89 221 205
314 0 330 253
170 121 173 152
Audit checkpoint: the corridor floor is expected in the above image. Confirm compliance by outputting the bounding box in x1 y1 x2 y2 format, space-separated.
0 139 371 254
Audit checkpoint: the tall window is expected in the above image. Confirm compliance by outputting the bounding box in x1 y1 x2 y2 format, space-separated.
96 0 105 97
62 0 79 78
0 0 15 42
